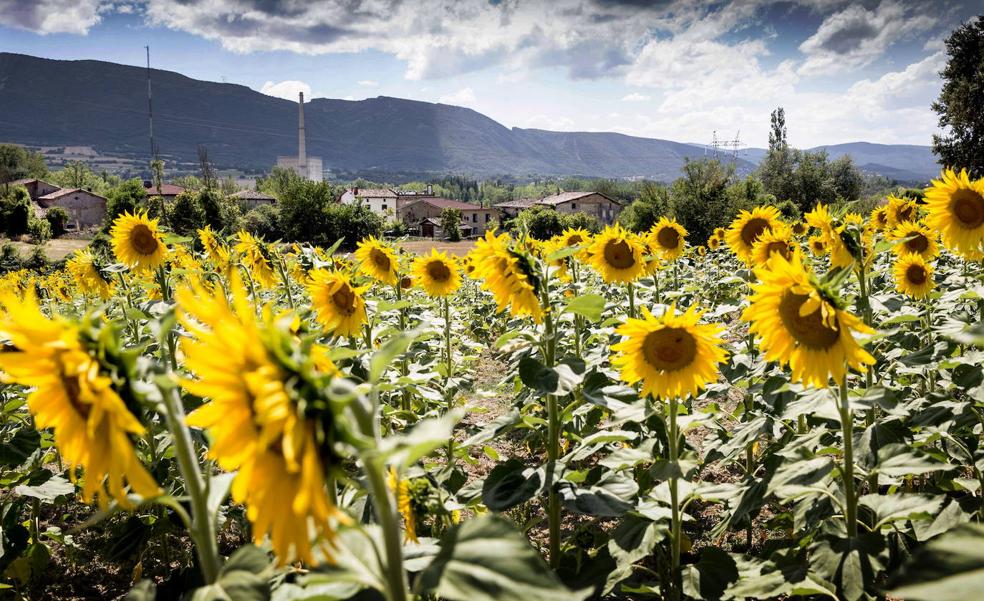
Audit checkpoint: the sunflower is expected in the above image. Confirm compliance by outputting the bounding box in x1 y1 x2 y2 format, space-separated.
586 225 646 283
198 225 230 269
0 293 160 508
558 227 593 257
649 217 688 261
713 227 726 240
611 304 728 400
804 204 834 235
886 195 918 230
893 253 935 299
888 221 939 259
742 251 874 388
923 168 984 258
471 231 543 322
178 275 347 564
870 206 890 232
66 249 115 300
307 269 369 337
354 236 399 286
751 226 795 266
791 221 808 237
110 211 168 271
234 231 277 289
707 236 721 250
726 206 782 263
411 249 462 297
388 468 419 543
696 245 706 257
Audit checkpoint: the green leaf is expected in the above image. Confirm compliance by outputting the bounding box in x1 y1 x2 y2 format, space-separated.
482 459 546 511
222 544 270 575
889 523 984 601
14 475 74 503
859 493 943 529
377 411 462 470
873 444 951 477
0 428 41 467
562 294 606 322
518 357 584 396
416 515 591 601
207 472 236 518
125 580 157 601
369 332 416 383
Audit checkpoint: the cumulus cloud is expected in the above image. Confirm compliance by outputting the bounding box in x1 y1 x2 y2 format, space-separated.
622 93 651 102
438 87 476 106
0 0 104 35
260 80 312 101
798 1 936 75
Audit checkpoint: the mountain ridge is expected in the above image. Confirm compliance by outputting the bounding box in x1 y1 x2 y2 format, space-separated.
0 52 939 182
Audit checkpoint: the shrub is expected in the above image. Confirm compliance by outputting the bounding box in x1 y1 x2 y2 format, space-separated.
168 192 206 237
45 206 70 237
27 217 51 244
240 204 283 240
322 203 383 250
440 208 462 241
21 244 49 270
513 205 564 240
0 242 20 273
0 186 32 237
104 179 148 227
561 211 601 233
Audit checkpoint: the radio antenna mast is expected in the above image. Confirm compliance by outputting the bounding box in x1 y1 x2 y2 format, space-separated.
145 46 157 159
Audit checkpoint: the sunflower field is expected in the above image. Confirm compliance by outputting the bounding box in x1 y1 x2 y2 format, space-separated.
1 168 984 601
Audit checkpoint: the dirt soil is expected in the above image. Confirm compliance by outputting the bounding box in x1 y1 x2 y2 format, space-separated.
2 237 90 261
400 239 476 256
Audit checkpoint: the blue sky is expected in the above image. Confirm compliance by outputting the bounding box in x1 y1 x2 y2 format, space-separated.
0 0 979 148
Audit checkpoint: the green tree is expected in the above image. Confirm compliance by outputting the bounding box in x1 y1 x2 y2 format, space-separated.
45 206 70 237
168 192 206 237
0 144 48 191
104 179 148 227
759 107 795 202
670 158 734 244
513 205 564 240
830 155 864 201
440 208 462 241
619 181 671 232
932 16 984 177
0 186 33 236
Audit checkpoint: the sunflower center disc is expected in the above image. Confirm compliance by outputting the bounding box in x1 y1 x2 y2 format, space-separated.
567 235 583 245
642 327 697 372
906 264 927 285
370 248 392 272
332 285 356 314
741 218 769 246
765 241 791 259
778 292 840 350
61 370 91 418
905 233 929 253
604 240 635 269
400 276 413 289
426 260 451 282
657 227 680 249
897 205 914 223
130 224 159 256
952 189 984 229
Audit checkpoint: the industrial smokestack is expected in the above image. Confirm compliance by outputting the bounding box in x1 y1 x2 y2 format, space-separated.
298 92 307 175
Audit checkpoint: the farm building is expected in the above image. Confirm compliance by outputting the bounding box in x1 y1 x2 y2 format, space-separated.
143 181 186 202
36 188 106 229
340 187 400 218
9 178 60 201
494 191 623 224
231 189 276 210
397 197 495 237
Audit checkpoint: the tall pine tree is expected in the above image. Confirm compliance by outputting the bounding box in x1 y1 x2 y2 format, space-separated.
932 16 984 177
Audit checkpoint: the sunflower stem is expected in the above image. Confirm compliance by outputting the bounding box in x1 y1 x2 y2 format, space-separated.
395 280 410 412
839 373 858 538
627 282 636 319
160 385 221 584
540 270 561 569
668 395 682 601
443 295 456 462
275 257 295 310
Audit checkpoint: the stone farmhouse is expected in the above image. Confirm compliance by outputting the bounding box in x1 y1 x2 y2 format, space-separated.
495 191 622 224
10 178 107 230
397 197 496 238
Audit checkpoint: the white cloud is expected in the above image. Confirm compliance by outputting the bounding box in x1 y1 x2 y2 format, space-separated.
357 80 378 87
438 87 476 106
621 93 651 102
798 1 936 75
259 80 312 101
0 0 104 35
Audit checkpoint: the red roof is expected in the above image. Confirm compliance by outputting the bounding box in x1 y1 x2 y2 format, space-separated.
401 197 484 211
144 183 186 196
38 188 107 201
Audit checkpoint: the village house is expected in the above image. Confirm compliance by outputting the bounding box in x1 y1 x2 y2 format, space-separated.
9 178 61 201
36 188 107 229
143 181 186 202
397 197 495 238
339 187 400 218
230 189 276 210
494 191 623 224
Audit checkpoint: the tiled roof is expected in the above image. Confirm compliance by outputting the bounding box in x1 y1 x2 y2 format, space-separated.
145 183 186 196
38 188 107 201
493 198 536 209
350 187 397 198
401 197 484 211
231 190 276 201
539 191 601 206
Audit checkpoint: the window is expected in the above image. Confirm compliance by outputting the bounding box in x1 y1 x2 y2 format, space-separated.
472 213 477 222
485 213 490 222
570 202 576 210
381 204 387 210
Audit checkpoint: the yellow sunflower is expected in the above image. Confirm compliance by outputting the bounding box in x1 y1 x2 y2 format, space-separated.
886 195 918 230
791 221 808 237
611 304 728 400
870 206 890 232
804 204 834 235
388 468 419 543
923 168 984 258
234 231 277 289
0 293 160 508
586 225 646 283
354 236 399 286
110 211 168 271
751 226 796 266
726 206 782 263
713 227 726 240
707 236 721 250
66 249 115 300
649 217 688 261
411 249 462 297
198 225 230 269
558 227 593 259
888 221 939 259
178 275 347 564
306 269 369 337
471 231 543 322
892 253 935 299
742 251 875 388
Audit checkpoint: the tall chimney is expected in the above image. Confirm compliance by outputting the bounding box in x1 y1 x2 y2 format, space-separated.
298 91 307 177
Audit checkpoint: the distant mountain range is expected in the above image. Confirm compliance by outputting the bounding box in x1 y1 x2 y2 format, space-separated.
0 53 940 183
